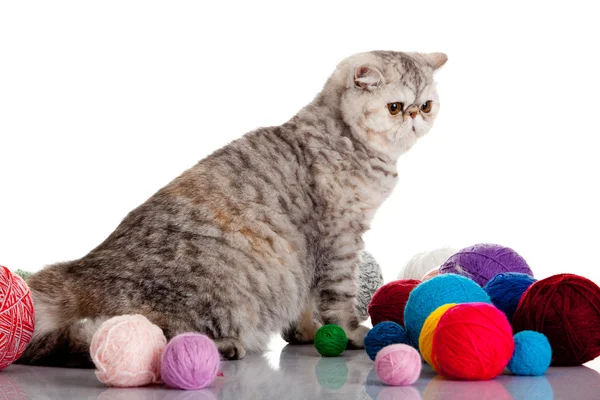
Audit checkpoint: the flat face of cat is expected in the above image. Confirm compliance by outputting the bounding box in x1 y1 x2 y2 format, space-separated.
334 51 447 158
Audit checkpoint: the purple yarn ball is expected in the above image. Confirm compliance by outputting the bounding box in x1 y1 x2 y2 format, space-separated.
439 243 533 287
161 333 220 390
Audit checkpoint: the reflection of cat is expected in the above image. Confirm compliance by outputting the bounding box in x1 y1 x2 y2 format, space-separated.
19 50 447 366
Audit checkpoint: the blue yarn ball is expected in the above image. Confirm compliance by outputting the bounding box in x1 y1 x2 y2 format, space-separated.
404 274 491 348
508 331 552 376
484 272 537 322
363 321 408 361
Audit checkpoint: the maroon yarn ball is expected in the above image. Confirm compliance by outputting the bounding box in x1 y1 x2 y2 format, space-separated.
368 279 421 327
512 274 600 366
439 243 533 287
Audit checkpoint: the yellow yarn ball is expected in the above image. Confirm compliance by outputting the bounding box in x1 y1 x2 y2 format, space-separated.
419 303 457 368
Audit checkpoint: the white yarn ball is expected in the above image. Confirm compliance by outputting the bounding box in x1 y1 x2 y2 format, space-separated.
399 247 457 280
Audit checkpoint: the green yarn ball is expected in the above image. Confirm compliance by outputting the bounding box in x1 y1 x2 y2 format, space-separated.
14 269 32 280
314 324 348 357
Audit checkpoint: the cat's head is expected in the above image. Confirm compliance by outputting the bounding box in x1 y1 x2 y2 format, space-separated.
327 51 447 159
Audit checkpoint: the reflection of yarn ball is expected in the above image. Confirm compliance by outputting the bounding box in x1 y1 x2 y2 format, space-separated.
161 333 220 390
0 266 35 370
315 357 348 391
357 251 384 322
364 322 408 361
513 274 600 366
419 303 457 367
421 267 440 282
424 376 513 400
377 386 422 400
508 331 552 376
504 375 554 400
314 324 347 357
439 243 532 287
432 303 514 380
484 272 537 322
90 314 167 387
400 247 456 280
368 279 420 327
404 274 491 348
375 344 421 386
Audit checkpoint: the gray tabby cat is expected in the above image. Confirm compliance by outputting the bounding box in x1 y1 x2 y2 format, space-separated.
18 50 447 367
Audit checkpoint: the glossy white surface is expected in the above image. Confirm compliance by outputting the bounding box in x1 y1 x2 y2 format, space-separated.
2 339 599 400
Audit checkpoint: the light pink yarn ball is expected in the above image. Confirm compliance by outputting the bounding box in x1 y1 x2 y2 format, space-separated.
90 314 167 387
421 267 440 282
375 344 422 386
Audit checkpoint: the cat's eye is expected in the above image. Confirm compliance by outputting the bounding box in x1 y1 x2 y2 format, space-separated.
421 101 432 113
387 102 403 115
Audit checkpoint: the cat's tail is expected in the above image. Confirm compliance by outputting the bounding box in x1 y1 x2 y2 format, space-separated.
15 261 103 368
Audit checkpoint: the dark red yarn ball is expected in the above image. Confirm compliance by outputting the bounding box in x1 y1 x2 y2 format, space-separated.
368 279 421 326
512 273 600 366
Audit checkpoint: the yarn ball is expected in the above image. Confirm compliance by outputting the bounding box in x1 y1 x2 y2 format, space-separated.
13 269 32 281
404 274 491 348
315 357 348 390
314 324 348 357
421 267 440 282
512 273 600 366
367 279 420 327
374 344 422 386
432 302 514 380
484 272 537 322
161 333 220 390
0 266 35 370
508 331 552 376
399 247 456 280
363 321 408 361
419 303 457 367
90 314 167 387
439 243 532 287
357 251 384 322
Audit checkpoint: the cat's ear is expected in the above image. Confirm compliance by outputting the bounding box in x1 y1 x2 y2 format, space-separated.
353 65 384 90
422 52 448 71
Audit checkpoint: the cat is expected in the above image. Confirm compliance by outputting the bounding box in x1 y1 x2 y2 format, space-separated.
17 50 447 367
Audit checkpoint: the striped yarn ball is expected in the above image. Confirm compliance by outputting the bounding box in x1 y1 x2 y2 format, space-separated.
0 266 35 370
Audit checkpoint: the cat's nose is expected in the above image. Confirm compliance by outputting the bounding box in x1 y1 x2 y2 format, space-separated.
405 105 419 119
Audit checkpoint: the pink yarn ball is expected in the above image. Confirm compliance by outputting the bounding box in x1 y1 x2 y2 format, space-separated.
375 344 422 386
421 267 440 282
161 333 220 390
0 266 35 370
90 314 166 387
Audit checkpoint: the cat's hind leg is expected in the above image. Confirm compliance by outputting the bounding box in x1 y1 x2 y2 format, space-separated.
281 295 321 344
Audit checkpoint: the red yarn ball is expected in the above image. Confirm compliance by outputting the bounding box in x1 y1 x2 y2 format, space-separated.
512 273 600 366
432 303 514 380
0 266 35 370
368 279 421 327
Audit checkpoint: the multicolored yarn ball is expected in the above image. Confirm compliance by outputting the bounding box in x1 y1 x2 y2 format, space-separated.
0 266 35 370
90 314 167 387
432 302 514 380
374 344 421 386
363 321 408 361
512 273 600 366
399 247 456 280
484 272 537 322
419 303 457 367
315 357 348 391
439 243 533 287
161 333 220 390
508 331 552 376
403 274 491 348
356 251 384 322
367 279 420 327
421 267 440 282
314 324 347 357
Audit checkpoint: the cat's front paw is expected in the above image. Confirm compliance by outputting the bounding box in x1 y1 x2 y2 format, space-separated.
346 325 370 349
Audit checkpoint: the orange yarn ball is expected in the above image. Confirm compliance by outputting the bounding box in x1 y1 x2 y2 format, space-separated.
368 279 421 326
432 303 514 380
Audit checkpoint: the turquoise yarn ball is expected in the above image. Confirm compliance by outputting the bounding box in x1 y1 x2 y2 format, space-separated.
484 272 537 322
363 321 408 361
404 274 491 348
508 331 552 376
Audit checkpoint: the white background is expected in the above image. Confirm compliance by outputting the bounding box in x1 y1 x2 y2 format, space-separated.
1 1 599 286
